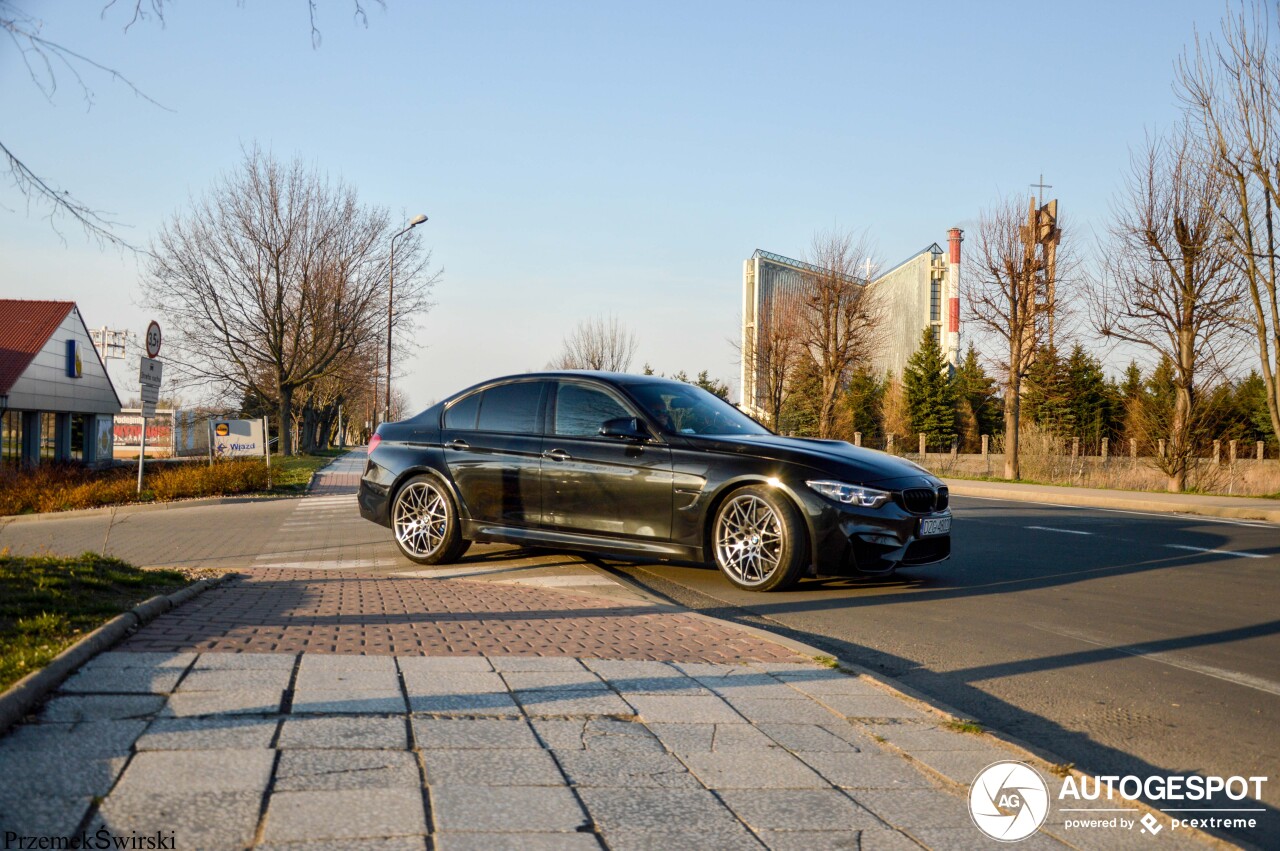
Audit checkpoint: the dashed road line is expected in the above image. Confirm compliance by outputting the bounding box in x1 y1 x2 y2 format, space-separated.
1165 544 1266 560
1033 624 1280 697
1026 526 1093 535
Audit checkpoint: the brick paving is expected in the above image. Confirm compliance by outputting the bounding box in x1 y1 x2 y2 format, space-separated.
118 569 806 663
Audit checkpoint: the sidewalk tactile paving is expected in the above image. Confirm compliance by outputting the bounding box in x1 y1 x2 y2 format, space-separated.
115 569 807 663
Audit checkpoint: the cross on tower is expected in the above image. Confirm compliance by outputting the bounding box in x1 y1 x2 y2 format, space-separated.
1031 173 1053 202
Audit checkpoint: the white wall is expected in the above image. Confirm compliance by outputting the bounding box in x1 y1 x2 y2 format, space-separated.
7 307 124 415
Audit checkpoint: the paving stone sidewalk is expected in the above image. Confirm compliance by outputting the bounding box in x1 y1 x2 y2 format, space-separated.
2 569 1218 850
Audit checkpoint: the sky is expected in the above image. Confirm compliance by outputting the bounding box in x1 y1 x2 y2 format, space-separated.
0 0 1227 411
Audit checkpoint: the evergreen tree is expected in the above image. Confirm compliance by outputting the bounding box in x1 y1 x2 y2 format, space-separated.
954 344 1002 450
1022 345 1073 437
843 367 886 443
1062 345 1119 452
902 327 958 450
1235 372 1277 445
1118 360 1147 451
778 358 822 437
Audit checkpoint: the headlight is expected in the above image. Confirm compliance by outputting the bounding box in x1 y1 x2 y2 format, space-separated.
806 479 890 509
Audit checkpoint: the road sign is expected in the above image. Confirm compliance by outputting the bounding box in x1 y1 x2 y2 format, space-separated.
141 401 157 418
139 384 160 403
145 321 162 358
139 356 163 386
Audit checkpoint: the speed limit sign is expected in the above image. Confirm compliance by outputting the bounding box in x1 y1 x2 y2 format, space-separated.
145 320 162 358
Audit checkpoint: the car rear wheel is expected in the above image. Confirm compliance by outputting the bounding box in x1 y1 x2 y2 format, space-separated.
712 485 806 591
392 475 470 565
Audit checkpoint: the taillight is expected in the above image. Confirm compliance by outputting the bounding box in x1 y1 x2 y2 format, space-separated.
368 434 381 455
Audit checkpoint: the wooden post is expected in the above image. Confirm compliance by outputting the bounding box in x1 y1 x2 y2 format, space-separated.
1071 437 1080 459
1259 441 1265 461
950 438 958 460
1101 437 1109 464
919 433 927 458
853 432 862 447
1130 438 1137 459
1229 439 1238 465
887 433 895 454
982 434 990 476
1213 439 1221 465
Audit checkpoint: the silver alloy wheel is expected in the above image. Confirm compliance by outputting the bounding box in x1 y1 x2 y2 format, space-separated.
393 480 450 559
714 494 784 587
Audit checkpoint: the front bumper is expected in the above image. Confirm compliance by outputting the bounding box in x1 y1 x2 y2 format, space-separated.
808 499 951 576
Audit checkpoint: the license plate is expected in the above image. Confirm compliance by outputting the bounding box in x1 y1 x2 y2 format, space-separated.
919 516 951 537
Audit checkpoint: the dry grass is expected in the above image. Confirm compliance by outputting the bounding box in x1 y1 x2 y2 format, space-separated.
918 428 1280 497
0 459 270 516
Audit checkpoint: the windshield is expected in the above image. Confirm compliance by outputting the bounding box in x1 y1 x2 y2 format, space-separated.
624 381 770 437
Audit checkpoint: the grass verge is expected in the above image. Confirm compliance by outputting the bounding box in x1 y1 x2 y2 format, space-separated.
270 453 340 493
0 553 190 692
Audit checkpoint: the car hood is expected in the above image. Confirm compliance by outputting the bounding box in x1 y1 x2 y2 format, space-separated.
682 434 943 488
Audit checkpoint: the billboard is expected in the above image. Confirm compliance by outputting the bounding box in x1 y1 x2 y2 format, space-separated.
210 418 266 459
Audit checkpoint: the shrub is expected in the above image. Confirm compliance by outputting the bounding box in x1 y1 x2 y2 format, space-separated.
0 459 272 516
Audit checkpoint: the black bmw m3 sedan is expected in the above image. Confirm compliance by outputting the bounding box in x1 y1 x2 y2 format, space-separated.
358 371 951 592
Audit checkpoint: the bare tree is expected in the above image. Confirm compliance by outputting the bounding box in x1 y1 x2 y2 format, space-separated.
2 1 378 246
751 308 803 430
145 146 436 455
966 196 1058 479
548 315 638 372
794 229 883 439
1092 128 1242 491
1177 0 1280 450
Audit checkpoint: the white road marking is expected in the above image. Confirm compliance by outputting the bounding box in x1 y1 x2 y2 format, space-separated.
1026 526 1093 535
1165 544 1266 560
1033 625 1280 697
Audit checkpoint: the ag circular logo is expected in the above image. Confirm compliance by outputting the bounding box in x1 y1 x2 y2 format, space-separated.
969 760 1050 842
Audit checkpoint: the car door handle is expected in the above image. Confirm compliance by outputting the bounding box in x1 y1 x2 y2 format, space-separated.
446 439 469 451
543 448 570 462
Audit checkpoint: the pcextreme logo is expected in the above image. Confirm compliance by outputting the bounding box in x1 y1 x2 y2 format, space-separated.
969 761 1050 842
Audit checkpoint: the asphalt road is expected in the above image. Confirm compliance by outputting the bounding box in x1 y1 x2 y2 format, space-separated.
606 495 1280 847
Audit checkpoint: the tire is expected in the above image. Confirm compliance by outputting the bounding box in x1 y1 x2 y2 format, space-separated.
711 485 807 591
391 474 471 565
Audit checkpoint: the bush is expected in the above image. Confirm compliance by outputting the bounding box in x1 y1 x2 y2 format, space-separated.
0 459 272 516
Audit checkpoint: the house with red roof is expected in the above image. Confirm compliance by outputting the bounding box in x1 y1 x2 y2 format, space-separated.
1 300 122 466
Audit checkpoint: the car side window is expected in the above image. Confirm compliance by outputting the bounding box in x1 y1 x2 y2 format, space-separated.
443 391 481 430
476 381 545 433
553 383 632 437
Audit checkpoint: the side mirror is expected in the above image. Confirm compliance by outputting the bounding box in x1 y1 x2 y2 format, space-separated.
599 417 651 442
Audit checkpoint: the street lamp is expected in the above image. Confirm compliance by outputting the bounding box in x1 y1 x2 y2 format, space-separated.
386 213 427 425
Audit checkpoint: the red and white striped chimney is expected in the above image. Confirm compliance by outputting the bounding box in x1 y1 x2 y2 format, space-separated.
946 227 963 366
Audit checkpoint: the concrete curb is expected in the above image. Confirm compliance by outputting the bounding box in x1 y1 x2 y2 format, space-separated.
944 479 1280 523
0 574 230 736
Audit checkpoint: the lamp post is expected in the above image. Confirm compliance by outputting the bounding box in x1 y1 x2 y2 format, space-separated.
386 213 427 425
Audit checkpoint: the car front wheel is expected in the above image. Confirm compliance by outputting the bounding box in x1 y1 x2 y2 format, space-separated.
391 475 470 565
712 485 806 591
